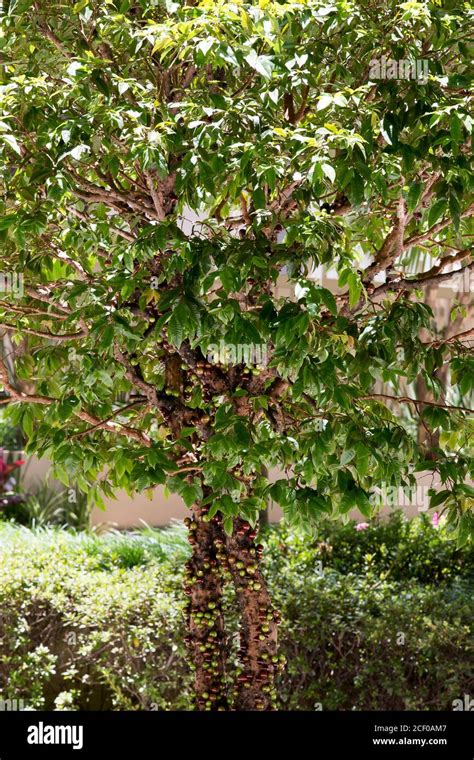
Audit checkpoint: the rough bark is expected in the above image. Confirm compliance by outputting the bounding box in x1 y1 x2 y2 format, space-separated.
183 504 228 710
224 518 282 710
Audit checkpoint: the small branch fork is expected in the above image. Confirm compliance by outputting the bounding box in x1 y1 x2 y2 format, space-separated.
362 201 474 287
358 394 474 416
0 353 151 446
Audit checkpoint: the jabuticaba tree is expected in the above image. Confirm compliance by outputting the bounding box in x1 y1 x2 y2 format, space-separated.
0 1 472 710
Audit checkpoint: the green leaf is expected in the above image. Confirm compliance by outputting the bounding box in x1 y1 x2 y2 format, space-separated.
448 192 461 231
316 95 332 111
349 173 364 205
73 0 89 12
318 287 337 316
244 49 274 79
427 198 447 227
1 135 22 156
91 70 110 97
456 513 472 548
0 214 18 230
353 488 372 518
57 396 81 422
449 112 463 144
429 490 451 508
253 187 266 209
21 407 34 438
168 307 186 347
406 182 423 213
100 323 115 350
181 481 203 508
347 272 362 307
223 516 234 536
321 163 336 184
340 449 355 466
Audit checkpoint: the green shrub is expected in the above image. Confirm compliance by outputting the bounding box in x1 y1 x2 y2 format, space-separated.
0 525 190 710
264 511 474 584
0 411 25 450
0 515 472 711
274 573 473 710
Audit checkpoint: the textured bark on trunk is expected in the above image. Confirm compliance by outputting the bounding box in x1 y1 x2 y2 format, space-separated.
225 518 281 710
184 504 228 710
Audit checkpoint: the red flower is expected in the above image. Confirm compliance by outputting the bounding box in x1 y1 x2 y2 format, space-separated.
13 459 25 467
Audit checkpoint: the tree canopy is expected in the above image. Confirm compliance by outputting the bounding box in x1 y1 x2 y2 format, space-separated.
0 0 472 535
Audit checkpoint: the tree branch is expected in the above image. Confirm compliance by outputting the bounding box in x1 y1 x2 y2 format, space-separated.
0 356 151 445
68 398 148 439
363 196 407 281
143 170 166 221
403 202 474 250
34 6 73 61
359 393 473 415
370 260 474 298
66 205 136 242
424 326 474 347
0 323 87 340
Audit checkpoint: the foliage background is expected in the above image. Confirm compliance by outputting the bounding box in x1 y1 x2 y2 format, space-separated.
0 513 472 711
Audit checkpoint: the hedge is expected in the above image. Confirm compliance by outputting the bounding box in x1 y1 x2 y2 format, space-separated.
0 514 472 710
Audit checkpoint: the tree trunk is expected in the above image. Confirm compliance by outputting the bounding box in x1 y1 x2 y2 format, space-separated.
184 504 228 710
225 517 281 710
